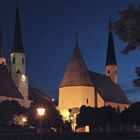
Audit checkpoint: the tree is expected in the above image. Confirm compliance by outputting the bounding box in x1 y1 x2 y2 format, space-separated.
76 106 120 131
114 5 140 54
114 5 140 87
121 102 140 131
27 102 63 131
133 67 140 87
0 100 27 127
99 106 120 125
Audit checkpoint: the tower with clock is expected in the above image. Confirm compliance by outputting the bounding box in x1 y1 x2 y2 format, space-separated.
10 7 30 107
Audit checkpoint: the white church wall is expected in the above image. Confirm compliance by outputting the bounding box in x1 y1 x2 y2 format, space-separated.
106 65 117 84
97 92 104 107
11 53 25 74
59 86 95 109
0 96 32 108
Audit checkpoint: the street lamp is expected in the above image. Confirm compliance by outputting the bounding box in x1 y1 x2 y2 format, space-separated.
37 107 46 134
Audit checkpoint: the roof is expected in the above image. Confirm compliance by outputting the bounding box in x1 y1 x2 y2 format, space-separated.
29 87 52 105
106 21 117 66
59 44 93 88
0 28 5 58
88 71 130 104
11 6 24 53
0 64 23 99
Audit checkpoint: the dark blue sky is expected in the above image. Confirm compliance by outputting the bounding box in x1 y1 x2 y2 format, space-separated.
0 0 140 102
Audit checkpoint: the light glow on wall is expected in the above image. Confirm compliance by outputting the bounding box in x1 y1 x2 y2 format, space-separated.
21 74 26 81
59 109 70 122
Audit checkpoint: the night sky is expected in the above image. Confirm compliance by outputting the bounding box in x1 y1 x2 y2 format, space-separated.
0 0 140 102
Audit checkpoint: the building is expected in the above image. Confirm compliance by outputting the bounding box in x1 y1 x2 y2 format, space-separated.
58 22 130 115
0 7 52 108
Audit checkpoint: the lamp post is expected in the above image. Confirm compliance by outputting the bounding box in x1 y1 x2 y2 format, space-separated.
37 107 46 134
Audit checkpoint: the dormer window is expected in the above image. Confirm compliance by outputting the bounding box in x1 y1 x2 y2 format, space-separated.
86 99 89 104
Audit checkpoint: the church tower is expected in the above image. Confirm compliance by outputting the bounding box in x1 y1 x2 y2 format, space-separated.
0 28 6 65
105 21 117 84
10 7 30 107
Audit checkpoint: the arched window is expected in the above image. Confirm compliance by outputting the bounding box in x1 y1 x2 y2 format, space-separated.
108 70 110 74
16 70 21 74
22 58 24 64
86 99 89 104
13 57 15 64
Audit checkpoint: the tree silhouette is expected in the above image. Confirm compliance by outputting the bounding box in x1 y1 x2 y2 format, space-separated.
0 100 27 127
114 5 140 87
121 102 140 131
27 102 63 131
76 105 120 131
114 5 140 54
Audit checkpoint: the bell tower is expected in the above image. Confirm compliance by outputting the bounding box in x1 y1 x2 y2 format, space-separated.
10 6 30 107
105 21 117 84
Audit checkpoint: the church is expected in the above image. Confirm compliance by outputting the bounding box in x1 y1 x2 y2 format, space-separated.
58 22 130 114
0 7 52 108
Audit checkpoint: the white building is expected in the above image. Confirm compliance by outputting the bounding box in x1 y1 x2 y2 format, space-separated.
58 22 130 114
0 7 51 108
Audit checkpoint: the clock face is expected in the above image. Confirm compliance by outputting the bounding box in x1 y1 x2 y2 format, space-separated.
21 74 26 82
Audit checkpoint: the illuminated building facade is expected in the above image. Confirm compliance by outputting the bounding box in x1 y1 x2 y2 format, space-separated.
0 7 51 108
58 23 130 119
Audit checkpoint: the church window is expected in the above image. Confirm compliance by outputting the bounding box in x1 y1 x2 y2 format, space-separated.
16 70 21 74
68 109 72 113
13 57 15 64
108 70 110 74
22 58 24 64
86 99 89 104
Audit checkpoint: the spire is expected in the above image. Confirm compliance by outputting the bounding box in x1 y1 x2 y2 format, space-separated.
59 33 93 88
106 21 117 66
0 27 5 59
11 5 24 53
